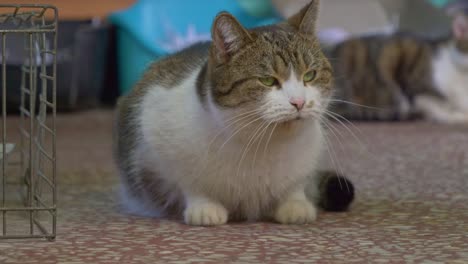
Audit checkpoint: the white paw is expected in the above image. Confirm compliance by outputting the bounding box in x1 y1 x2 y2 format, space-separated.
448 112 468 124
184 201 228 226
274 200 317 225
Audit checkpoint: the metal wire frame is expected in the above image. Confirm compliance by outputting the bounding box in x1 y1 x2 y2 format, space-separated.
0 4 57 241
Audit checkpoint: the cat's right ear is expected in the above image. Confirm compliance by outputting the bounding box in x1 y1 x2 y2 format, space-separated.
453 13 468 40
211 12 253 64
287 0 320 37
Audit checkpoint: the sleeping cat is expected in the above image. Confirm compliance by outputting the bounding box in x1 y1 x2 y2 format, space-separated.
114 0 354 226
328 11 468 123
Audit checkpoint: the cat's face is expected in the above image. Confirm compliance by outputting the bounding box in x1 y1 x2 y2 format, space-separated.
208 0 333 123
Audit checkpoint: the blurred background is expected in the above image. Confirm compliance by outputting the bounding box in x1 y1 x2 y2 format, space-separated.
0 0 459 112
2 1 468 262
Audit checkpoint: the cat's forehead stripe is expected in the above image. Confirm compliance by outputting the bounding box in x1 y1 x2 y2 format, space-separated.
282 70 305 98
272 50 309 81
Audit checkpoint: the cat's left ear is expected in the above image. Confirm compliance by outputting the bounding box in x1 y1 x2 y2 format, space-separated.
211 12 254 63
287 0 320 36
453 13 468 39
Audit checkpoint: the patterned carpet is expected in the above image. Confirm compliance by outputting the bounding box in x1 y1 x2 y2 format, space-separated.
1 109 467 263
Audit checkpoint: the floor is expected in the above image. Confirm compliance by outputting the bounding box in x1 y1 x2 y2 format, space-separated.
1 109 468 263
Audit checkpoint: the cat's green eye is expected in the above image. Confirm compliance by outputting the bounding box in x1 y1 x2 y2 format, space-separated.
303 70 317 83
259 76 278 87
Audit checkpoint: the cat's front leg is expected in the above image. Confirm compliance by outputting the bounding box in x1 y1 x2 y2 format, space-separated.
274 186 317 225
183 193 228 226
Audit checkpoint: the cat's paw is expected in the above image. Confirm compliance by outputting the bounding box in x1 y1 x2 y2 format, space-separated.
184 201 228 226
274 200 317 225
445 112 468 124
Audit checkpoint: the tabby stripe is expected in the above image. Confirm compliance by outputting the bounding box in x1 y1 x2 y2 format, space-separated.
273 52 288 73
406 45 425 80
214 78 252 96
196 63 209 105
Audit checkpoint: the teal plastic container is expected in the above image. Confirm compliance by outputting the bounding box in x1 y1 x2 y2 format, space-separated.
429 0 453 8
109 0 280 95
236 0 276 17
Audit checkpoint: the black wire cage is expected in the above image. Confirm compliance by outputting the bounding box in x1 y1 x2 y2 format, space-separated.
0 4 57 240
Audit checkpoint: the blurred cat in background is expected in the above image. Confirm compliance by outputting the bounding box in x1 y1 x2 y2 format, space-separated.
328 8 468 123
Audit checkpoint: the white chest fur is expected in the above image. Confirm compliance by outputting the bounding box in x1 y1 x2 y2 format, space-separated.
432 45 468 113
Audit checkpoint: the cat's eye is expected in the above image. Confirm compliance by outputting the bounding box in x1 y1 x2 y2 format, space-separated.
259 76 278 87
303 70 317 83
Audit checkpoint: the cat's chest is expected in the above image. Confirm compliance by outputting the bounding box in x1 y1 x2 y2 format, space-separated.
203 127 323 214
432 49 468 112
211 124 322 176
198 123 323 193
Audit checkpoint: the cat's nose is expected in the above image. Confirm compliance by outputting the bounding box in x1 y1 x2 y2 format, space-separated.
290 98 305 111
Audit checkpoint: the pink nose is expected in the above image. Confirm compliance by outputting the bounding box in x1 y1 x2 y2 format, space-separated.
290 98 305 111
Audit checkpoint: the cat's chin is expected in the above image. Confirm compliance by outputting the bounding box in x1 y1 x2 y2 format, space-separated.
274 114 315 124
273 112 316 124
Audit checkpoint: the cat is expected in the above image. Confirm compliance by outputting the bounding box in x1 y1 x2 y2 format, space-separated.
327 10 468 124
114 0 354 226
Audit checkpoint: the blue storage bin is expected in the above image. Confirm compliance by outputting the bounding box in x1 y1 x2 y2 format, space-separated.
109 0 280 95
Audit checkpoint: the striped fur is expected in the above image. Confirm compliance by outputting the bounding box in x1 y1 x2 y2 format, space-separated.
327 12 468 123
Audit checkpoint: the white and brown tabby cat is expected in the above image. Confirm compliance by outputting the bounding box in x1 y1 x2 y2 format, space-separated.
114 0 354 226
328 10 468 123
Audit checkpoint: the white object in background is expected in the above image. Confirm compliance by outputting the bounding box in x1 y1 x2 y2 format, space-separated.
272 0 393 35
271 0 310 18
0 143 15 161
317 28 351 46
159 24 211 53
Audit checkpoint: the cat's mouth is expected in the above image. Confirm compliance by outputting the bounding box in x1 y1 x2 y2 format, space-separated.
263 108 320 124
274 112 307 123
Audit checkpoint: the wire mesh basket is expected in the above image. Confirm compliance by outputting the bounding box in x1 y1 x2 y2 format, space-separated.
0 4 57 240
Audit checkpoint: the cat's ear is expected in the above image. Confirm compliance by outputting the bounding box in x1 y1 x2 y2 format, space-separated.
287 0 320 36
211 12 253 63
453 13 468 39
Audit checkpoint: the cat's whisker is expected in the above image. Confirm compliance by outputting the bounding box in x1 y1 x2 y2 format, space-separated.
322 115 346 140
217 115 265 153
324 110 380 163
325 109 366 137
236 120 269 179
206 108 263 152
320 121 344 190
322 119 352 187
320 119 349 191
223 107 266 125
326 99 384 110
251 121 273 173
263 122 278 159
195 112 262 182
323 119 353 192
202 107 267 162
324 110 367 149
196 109 270 184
